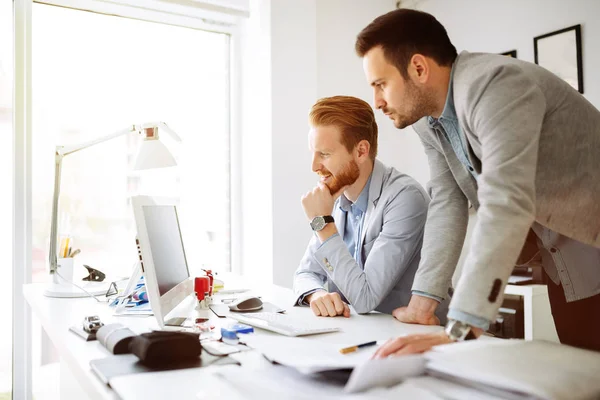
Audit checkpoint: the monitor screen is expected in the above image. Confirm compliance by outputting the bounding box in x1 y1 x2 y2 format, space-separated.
141 205 190 296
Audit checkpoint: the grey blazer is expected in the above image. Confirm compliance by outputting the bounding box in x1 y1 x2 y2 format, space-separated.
294 159 450 322
411 51 600 322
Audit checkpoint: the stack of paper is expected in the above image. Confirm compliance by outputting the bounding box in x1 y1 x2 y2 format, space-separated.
424 340 600 400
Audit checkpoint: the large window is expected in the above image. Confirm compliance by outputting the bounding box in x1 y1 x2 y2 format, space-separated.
31 3 232 289
30 5 232 395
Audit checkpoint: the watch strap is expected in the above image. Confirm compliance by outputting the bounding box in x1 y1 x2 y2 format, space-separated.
322 216 334 224
464 330 477 340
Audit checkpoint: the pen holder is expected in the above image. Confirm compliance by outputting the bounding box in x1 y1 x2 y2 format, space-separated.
52 258 74 284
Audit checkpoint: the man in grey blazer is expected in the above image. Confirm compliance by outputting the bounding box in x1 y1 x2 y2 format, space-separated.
355 9 600 354
294 95 449 321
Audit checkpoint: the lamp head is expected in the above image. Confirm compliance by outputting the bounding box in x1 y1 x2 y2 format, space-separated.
133 123 180 171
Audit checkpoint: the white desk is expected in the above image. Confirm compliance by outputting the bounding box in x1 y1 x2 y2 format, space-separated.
24 274 443 400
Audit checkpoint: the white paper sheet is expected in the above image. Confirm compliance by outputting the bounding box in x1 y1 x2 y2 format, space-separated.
344 354 426 393
240 334 380 373
425 340 600 400
403 376 505 400
214 363 444 400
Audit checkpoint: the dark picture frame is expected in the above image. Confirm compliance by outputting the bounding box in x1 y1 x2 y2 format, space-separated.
501 50 517 58
534 24 583 94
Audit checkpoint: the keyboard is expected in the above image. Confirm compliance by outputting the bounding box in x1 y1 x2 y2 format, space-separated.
229 312 340 337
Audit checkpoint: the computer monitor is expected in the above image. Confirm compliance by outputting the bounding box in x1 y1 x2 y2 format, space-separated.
131 195 193 329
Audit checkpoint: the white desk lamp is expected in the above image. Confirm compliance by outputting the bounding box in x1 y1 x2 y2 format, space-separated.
44 122 182 298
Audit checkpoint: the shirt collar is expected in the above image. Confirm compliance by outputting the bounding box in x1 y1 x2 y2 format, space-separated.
339 174 372 213
428 61 458 128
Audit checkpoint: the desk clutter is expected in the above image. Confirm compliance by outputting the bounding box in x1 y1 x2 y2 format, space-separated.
48 265 600 400
90 324 242 386
59 250 599 400
96 323 137 354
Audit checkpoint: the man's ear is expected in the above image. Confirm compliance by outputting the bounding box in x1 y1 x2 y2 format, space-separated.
355 140 371 163
408 54 429 84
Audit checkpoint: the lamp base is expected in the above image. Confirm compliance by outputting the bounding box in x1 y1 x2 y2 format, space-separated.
44 281 110 298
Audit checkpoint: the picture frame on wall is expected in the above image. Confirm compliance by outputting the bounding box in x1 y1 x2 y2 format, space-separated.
500 50 517 58
534 24 583 94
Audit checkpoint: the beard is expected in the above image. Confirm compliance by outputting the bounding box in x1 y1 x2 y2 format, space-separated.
319 159 360 195
386 80 437 129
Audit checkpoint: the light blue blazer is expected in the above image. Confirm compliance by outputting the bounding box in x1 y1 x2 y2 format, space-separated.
293 159 450 322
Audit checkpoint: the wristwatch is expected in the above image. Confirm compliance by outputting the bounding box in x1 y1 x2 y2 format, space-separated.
445 319 477 342
310 215 334 231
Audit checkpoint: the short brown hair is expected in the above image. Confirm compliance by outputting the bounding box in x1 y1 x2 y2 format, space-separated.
355 9 457 79
309 96 378 160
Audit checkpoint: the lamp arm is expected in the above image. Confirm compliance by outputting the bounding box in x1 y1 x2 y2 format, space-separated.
62 125 137 156
49 125 137 273
48 122 180 272
48 149 63 273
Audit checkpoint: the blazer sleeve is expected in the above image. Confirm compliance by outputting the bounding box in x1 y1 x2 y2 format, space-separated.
450 64 545 322
312 186 428 314
293 235 328 303
411 134 469 300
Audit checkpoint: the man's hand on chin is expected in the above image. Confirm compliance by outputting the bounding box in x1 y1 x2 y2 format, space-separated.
392 294 441 326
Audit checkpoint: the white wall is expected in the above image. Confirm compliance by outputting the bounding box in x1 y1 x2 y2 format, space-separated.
270 0 319 287
239 0 274 283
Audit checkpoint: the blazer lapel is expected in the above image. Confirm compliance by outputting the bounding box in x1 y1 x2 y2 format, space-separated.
333 199 346 236
454 51 482 173
360 160 385 245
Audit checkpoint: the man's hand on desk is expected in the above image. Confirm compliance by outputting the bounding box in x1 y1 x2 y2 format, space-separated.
392 294 440 326
372 324 485 358
306 290 350 318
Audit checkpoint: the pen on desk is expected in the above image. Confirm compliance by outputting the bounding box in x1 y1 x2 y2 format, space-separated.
339 341 377 354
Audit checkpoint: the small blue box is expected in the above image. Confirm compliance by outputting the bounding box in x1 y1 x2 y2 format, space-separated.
230 324 254 334
220 324 254 344
221 323 254 338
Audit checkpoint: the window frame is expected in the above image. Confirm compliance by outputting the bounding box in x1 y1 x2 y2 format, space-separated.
13 1 243 398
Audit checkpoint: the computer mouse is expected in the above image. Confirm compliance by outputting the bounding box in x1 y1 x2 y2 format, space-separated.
228 295 263 312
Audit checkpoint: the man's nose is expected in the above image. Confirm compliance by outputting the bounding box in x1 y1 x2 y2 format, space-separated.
311 155 320 172
374 92 386 110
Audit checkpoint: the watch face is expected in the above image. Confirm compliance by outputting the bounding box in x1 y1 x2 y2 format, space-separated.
310 216 325 231
450 323 463 338
446 320 470 341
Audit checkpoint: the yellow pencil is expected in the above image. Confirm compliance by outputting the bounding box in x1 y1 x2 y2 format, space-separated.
62 237 70 258
59 237 66 258
339 341 377 354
